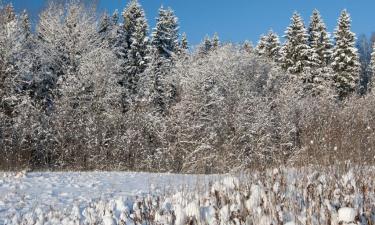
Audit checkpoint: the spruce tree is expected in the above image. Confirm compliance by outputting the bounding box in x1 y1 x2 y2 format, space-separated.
256 30 280 61
98 12 111 35
255 34 267 56
119 0 149 109
199 35 213 55
356 34 372 94
149 6 180 113
180 32 188 51
308 9 332 67
280 12 314 75
305 10 333 96
242 40 254 53
212 32 220 49
151 6 179 60
331 10 360 99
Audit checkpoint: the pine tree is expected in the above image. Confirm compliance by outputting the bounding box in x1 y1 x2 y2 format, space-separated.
331 10 360 99
149 6 180 113
198 35 213 55
305 10 333 96
151 6 179 60
119 0 149 110
212 32 220 49
256 30 280 61
280 12 315 75
99 12 111 35
356 34 372 94
308 9 332 67
180 32 188 50
255 34 267 56
111 9 119 25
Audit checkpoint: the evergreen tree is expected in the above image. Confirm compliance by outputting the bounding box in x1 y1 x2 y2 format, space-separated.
149 6 180 113
111 9 119 25
356 34 372 94
305 10 333 96
180 32 188 51
212 32 220 49
98 12 111 35
280 12 315 75
255 34 267 56
198 35 213 55
151 6 179 60
308 9 332 67
331 10 360 99
242 40 254 53
256 30 280 61
119 0 149 110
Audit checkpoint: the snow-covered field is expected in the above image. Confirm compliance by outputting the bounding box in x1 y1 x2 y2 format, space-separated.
0 171 221 224
0 166 374 225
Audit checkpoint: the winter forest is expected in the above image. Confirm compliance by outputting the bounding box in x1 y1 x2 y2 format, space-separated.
1 0 375 224
1 0 375 174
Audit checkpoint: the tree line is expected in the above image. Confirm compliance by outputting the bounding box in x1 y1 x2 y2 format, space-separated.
0 1 374 172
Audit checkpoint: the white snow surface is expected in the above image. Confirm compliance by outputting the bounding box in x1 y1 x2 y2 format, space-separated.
0 167 373 225
338 207 356 223
0 172 220 225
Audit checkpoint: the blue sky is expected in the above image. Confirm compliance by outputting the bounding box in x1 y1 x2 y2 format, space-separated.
4 0 375 45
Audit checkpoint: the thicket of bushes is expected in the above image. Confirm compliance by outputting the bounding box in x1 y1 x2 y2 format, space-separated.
1 45 374 172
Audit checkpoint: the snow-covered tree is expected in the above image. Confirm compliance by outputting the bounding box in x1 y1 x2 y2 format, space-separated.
212 32 220 49
331 10 360 99
308 9 332 67
151 6 179 60
280 12 315 75
255 35 267 56
242 40 254 53
356 34 372 94
98 12 111 35
180 32 188 51
146 6 180 113
198 35 213 55
255 30 280 61
119 0 149 110
0 4 32 111
303 10 334 96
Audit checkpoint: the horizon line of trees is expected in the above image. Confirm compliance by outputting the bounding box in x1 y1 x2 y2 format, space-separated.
1 1 375 172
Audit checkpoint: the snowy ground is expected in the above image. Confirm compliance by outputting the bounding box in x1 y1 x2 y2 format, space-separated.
0 172 221 224
0 167 374 225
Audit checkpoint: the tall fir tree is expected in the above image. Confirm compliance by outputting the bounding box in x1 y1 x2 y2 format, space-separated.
280 12 315 75
149 6 180 113
356 34 372 95
331 10 360 99
306 10 333 96
151 6 179 60
308 9 332 67
119 0 149 110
